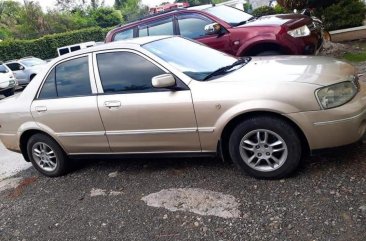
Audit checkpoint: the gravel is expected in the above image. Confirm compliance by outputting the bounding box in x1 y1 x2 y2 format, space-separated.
0 142 365 241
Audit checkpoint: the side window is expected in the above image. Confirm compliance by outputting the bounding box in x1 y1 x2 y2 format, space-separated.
114 28 134 41
178 14 213 39
7 63 21 71
55 57 91 98
138 17 174 37
96 52 165 93
39 69 57 99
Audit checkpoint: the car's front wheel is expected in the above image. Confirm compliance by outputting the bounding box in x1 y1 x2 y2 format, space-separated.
229 116 302 179
27 134 68 177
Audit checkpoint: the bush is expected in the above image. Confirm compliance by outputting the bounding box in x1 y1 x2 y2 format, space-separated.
318 0 366 31
252 6 276 17
0 27 112 61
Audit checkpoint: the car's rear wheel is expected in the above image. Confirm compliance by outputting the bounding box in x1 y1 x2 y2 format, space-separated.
27 134 68 177
3 89 14 97
228 116 301 179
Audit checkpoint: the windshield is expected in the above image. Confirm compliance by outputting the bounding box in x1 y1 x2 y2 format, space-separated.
143 37 239 81
0 64 9 73
204 5 253 26
20 58 46 67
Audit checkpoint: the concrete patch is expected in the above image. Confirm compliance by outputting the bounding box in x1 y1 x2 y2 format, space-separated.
0 177 22 193
90 188 124 197
90 188 107 197
141 188 241 219
0 142 31 181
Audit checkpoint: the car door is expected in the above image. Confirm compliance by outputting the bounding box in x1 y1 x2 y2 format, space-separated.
6 63 27 84
94 50 201 153
176 13 233 55
31 54 110 154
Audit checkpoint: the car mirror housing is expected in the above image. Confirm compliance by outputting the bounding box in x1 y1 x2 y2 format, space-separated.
19 65 25 70
204 23 221 35
152 74 176 88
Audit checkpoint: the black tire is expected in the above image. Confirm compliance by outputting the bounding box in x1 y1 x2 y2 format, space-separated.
256 51 283 56
3 89 14 97
228 116 302 179
27 134 68 177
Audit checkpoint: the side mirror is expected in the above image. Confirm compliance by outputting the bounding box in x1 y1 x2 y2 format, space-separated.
204 23 222 35
152 74 176 88
19 65 25 70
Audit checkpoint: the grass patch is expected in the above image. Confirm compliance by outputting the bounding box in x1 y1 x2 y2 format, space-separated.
343 52 366 62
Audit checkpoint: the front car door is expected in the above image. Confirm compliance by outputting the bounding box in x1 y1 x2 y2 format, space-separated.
6 62 28 85
93 49 201 153
31 54 110 154
176 13 233 55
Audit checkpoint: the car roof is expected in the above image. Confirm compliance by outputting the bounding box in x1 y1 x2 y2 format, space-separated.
52 36 173 62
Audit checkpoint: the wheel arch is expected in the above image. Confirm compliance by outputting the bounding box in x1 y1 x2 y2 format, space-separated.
19 129 64 162
239 42 289 56
219 111 310 162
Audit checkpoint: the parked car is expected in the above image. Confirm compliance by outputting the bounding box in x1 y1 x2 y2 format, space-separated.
0 62 17 97
105 4 324 56
5 57 47 87
0 36 363 179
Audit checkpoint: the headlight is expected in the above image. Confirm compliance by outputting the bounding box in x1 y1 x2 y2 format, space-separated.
316 80 359 109
287 25 310 38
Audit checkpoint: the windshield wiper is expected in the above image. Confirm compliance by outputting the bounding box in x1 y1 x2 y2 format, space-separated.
234 17 256 26
203 57 251 81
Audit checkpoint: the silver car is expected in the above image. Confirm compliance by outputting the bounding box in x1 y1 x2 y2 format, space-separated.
0 36 365 179
5 57 47 87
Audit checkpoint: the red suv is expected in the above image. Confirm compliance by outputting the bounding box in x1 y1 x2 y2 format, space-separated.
105 5 323 56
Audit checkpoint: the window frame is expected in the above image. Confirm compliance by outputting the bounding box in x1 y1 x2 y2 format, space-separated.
137 17 175 37
176 13 215 39
35 53 97 100
92 49 188 95
113 27 136 42
6 62 25 71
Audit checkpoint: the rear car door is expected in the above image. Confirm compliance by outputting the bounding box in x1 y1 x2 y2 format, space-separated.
176 13 233 55
31 54 110 154
94 50 201 153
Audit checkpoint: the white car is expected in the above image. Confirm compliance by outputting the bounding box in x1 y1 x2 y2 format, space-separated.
0 63 17 97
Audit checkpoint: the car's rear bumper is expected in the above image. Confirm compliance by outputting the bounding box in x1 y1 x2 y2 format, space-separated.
285 92 366 150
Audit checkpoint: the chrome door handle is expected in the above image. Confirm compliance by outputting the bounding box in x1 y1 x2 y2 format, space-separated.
35 106 47 112
104 101 121 108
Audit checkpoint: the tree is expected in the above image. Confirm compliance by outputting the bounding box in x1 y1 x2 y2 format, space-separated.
277 0 308 10
90 7 123 28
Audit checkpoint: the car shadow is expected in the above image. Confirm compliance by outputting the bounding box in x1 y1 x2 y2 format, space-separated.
66 142 365 179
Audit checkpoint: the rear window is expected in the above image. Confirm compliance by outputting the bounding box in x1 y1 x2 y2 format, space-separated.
114 29 134 41
38 57 92 99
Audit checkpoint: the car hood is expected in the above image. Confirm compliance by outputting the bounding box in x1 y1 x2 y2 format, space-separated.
213 56 356 87
241 14 310 28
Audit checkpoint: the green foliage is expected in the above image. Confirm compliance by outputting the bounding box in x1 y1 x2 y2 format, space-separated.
343 52 366 62
318 0 366 31
89 7 123 28
273 4 287 14
252 6 276 17
277 0 308 9
0 27 111 61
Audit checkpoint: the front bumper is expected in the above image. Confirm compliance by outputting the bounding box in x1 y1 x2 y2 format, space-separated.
285 91 366 150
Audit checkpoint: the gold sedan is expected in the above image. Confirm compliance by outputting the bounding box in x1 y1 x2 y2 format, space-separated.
0 36 364 179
